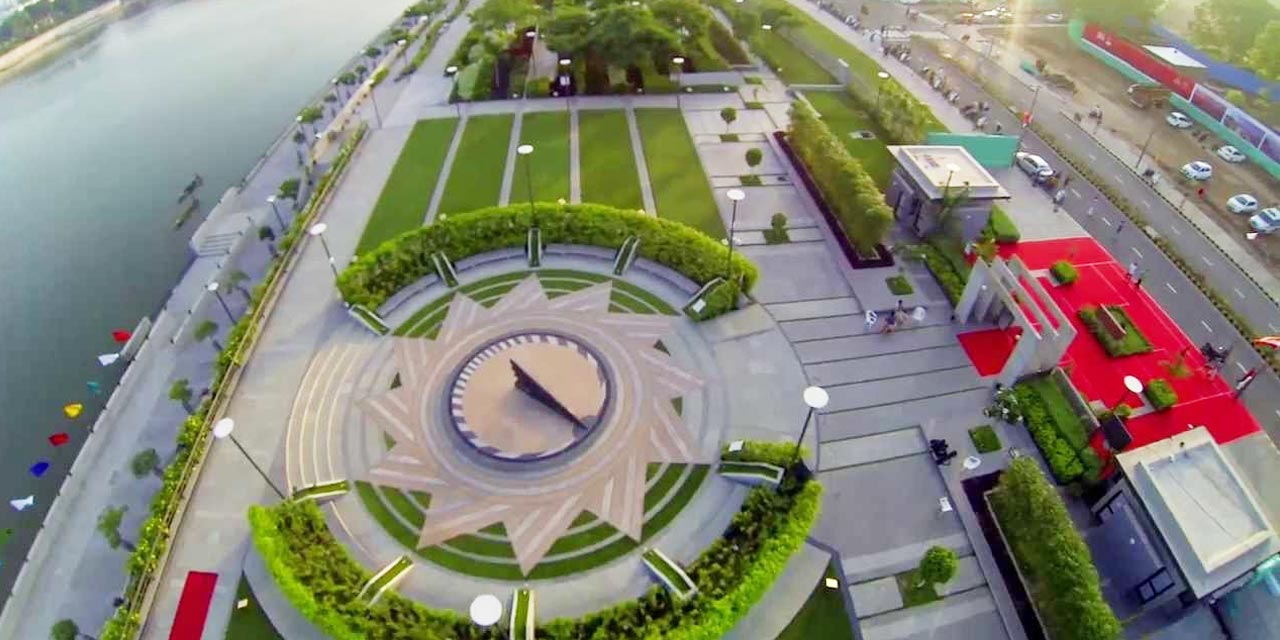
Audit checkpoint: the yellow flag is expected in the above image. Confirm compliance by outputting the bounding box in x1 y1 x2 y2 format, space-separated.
63 403 83 419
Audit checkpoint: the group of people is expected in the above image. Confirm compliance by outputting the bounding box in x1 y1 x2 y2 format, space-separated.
867 300 916 334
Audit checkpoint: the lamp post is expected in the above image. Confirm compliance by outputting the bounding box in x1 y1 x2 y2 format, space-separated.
1134 122 1159 170
559 58 572 115
790 385 829 466
212 418 286 500
517 144 536 220
445 65 462 118
524 29 537 98
206 281 235 323
469 594 503 628
724 188 745 281
1114 375 1144 409
671 56 685 108
1019 85 1040 144
265 195 286 231
875 71 890 110
308 222 341 280
367 79 383 129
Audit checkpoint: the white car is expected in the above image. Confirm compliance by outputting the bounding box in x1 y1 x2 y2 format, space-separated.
1227 194 1258 214
1181 161 1213 181
1045 12 1064 22
1015 152 1054 179
1217 145 1247 163
1166 112 1193 129
1249 208 1280 234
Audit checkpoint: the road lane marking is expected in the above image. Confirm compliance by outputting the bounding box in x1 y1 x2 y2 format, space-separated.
1088 152 1096 161
1070 188 1081 198
1201 255 1213 266
1270 323 1280 333
1275 409 1280 420
1234 287 1246 299
1201 320 1214 333
1101 216 1112 227
1142 200 1152 208
1237 362 1249 373
1165 282 1177 294
1064 133 1073 140
1171 226 1182 236
1131 247 1143 259
1116 177 1125 186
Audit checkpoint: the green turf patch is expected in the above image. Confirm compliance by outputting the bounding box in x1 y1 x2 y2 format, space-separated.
437 114 515 214
224 575 283 639
579 111 646 210
802 92 895 189
634 109 722 238
896 568 942 608
512 111 572 205
969 424 1002 453
356 118 458 255
752 30 836 85
777 564 853 640
885 274 914 295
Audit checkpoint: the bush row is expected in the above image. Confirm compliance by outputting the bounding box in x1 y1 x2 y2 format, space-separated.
1014 385 1085 484
787 100 893 256
904 243 966 304
98 127 369 640
707 19 751 65
250 467 822 639
1144 377 1178 411
1078 304 1152 357
337 203 759 320
990 458 1121 640
720 440 809 466
1051 260 1078 284
985 205 1020 244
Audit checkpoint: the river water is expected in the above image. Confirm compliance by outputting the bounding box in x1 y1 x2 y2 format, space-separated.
0 0 411 598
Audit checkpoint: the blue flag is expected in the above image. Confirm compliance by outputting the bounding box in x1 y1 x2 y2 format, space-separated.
29 461 49 478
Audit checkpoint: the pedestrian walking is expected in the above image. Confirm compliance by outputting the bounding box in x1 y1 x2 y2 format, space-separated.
1133 270 1146 288
1115 219 1126 240
1052 188 1066 211
864 309 878 332
1086 195 1098 216
1062 174 1071 189
1127 261 1139 282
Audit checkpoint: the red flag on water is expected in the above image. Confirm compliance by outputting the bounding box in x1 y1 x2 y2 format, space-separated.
111 330 132 343
48 433 69 447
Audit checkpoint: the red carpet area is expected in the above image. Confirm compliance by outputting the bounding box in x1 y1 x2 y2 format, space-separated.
168 571 218 640
960 237 1260 450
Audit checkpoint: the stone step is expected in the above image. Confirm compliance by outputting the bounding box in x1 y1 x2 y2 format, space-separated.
819 388 992 443
779 311 952 343
848 576 902 618
793 325 959 364
765 297 861 322
842 532 973 585
804 346 971 387
823 368 983 413
860 586 998 640
819 428 926 471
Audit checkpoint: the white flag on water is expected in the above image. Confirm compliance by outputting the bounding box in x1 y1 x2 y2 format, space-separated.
9 495 34 512
97 353 120 366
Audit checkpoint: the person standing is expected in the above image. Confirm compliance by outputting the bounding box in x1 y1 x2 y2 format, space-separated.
1127 261 1139 282
1052 188 1066 211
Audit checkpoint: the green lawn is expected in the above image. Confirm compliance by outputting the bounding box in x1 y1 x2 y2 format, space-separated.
751 30 836 85
896 569 943 608
579 110 645 210
803 91 896 189
224 576 282 640
1024 376 1088 450
437 114 515 214
511 111 571 205
777 564 854 640
634 109 723 238
355 118 458 255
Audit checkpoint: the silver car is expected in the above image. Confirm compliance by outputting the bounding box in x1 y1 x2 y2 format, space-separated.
1015 152 1053 179
1249 208 1280 234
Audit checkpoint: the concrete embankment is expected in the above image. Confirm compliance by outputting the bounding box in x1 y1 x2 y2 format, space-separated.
0 1 124 77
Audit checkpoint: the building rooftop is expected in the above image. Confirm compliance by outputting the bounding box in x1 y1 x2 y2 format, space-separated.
887 145 1009 201
1117 427 1280 598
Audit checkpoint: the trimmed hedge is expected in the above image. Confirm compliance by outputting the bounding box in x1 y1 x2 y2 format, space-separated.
250 466 822 639
886 275 914 295
1144 377 1178 411
338 203 758 320
787 100 893 256
905 243 966 304
1079 304 1153 357
721 440 810 467
985 205 1020 244
1010 383 1083 484
990 458 1121 640
1051 260 1078 285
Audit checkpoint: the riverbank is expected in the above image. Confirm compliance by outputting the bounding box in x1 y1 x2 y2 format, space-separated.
0 1 124 77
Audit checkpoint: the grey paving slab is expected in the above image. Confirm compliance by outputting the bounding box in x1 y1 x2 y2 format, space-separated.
820 428 926 470
848 265 940 312
820 388 992 442
938 555 987 597
738 81 789 104
815 455 965 574
779 314 863 342
696 141 786 176
673 92 745 111
793 325 962 364
678 71 744 86
713 326 812 459
861 588 1003 640
824 368 983 413
766 297 862 322
684 108 773 135
741 243 852 303
804 345 972 387
713 185 816 230
991 167 1087 241
722 542 832 640
849 576 903 618
763 102 791 130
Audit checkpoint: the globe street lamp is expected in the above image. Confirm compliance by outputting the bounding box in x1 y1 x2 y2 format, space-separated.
671 56 685 108
791 385 829 466
724 188 745 280
517 144 536 221
308 222 341 280
266 195 286 231
206 281 235 323
1114 375 1144 409
445 65 462 118
212 418 286 500
559 58 572 115
470 594 503 627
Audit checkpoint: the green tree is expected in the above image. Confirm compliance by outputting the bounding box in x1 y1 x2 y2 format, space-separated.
470 0 539 30
745 147 763 173
651 0 713 42
759 4 800 32
130 448 163 479
588 4 679 70
297 105 323 124
193 320 221 351
278 178 300 200
720 106 737 132
1189 0 1279 63
364 45 381 59
918 545 959 586
169 378 193 414
96 505 134 552
543 4 594 57
228 270 252 301
1062 0 1162 32
258 226 278 257
1245 20 1280 81
51 619 95 640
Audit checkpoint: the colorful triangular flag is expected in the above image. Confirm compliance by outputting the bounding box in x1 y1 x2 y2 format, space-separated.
9 496 33 511
97 353 119 366
48 433 69 447
29 461 49 478
63 403 83 419
111 330 132 343
87 381 102 395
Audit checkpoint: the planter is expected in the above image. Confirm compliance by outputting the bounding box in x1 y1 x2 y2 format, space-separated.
509 588 534 640
983 491 1051 639
291 480 350 502
642 548 698 600
718 460 785 486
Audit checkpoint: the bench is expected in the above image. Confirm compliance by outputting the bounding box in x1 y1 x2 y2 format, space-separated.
1098 306 1128 341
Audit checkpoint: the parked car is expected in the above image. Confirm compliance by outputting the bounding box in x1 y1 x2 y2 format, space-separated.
1045 12 1064 22
1227 194 1259 214
1249 208 1280 234
1181 161 1213 181
1217 145 1247 163
1166 111 1193 129
1015 152 1054 179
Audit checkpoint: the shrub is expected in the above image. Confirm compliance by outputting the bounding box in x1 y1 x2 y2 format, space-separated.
708 19 750 64
904 243 965 304
721 440 808 466
763 212 790 244
985 205 1020 244
739 174 763 186
1078 305 1153 357
1144 377 1178 411
787 100 893 256
745 147 763 171
918 546 958 586
1051 260 1078 285
968 425 1002 453
338 203 758 320
990 458 1121 640
885 274 914 295
1012 384 1083 483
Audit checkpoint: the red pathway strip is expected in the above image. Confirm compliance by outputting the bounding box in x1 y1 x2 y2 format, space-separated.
168 571 218 640
963 237 1261 449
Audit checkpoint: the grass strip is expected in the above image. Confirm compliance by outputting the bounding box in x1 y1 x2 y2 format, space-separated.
803 91 895 189
356 118 458 255
579 111 646 210
437 114 515 214
777 564 854 640
752 30 836 85
225 575 283 639
512 111 572 204
635 109 722 238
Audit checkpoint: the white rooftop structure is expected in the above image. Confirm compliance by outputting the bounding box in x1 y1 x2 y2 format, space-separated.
887 145 1009 200
1143 46 1207 69
1117 428 1280 598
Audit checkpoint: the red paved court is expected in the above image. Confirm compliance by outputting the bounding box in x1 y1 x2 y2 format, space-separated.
960 237 1260 450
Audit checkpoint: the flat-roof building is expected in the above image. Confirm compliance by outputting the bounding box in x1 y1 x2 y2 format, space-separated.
886 145 1009 242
